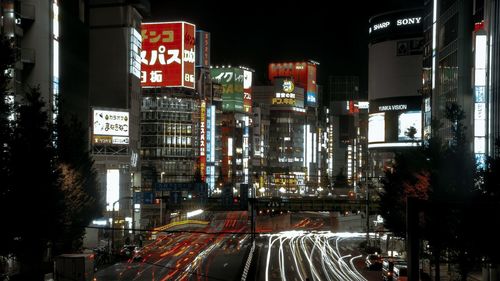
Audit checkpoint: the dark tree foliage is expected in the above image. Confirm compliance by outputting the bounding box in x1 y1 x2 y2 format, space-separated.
0 38 15 257
0 40 102 279
378 142 431 237
320 166 331 192
8 88 65 280
379 103 483 280
56 116 102 253
471 144 500 265
333 168 349 188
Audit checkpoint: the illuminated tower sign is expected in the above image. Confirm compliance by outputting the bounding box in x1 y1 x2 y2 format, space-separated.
141 21 196 88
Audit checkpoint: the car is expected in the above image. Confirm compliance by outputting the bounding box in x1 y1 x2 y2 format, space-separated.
382 258 407 281
393 264 408 281
365 254 383 270
118 245 139 260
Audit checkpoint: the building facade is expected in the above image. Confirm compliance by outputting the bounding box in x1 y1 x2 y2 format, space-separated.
368 8 424 178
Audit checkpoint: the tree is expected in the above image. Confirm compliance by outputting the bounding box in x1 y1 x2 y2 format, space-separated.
405 125 417 140
333 168 348 189
379 102 477 280
8 88 65 280
56 116 102 253
0 37 15 258
319 166 331 193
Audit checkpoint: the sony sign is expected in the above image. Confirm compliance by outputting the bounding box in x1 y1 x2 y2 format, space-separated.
396 17 422 26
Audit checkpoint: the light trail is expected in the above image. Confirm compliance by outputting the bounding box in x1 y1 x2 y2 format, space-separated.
263 231 367 281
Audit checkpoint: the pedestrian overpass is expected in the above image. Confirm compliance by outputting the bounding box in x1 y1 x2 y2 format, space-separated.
177 197 380 214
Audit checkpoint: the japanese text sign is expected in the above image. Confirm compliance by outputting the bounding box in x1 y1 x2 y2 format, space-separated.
141 22 196 88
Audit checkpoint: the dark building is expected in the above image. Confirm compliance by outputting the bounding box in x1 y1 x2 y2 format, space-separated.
89 0 149 233
422 0 500 165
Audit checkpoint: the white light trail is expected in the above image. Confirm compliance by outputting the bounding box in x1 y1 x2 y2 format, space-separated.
264 231 367 281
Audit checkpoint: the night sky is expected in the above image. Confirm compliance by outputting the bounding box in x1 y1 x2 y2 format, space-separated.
147 0 423 96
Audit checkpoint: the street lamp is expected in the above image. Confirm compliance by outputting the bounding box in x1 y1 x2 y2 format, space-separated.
111 196 133 253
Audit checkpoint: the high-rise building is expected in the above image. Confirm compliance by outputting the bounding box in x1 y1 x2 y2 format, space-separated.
328 76 360 101
253 79 307 197
89 0 149 233
367 8 424 178
488 0 500 157
210 66 253 202
139 21 208 227
326 76 367 191
423 0 500 165
0 0 86 123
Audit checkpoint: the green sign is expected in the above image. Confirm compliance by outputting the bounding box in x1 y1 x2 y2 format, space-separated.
211 67 244 112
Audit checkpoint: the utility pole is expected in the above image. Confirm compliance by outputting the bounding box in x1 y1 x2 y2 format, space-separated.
366 183 370 246
111 196 133 254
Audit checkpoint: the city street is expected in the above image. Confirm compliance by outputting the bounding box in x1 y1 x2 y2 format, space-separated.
256 231 372 281
95 212 250 281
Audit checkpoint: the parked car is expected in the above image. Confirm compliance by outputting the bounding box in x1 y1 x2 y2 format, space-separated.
365 254 383 270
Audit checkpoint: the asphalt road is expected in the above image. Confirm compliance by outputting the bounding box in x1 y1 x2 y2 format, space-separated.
95 212 250 281
255 231 383 281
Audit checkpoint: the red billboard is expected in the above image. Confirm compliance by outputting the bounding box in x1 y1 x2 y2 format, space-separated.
141 22 196 88
268 61 318 106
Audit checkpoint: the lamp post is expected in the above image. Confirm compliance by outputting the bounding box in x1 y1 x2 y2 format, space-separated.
111 196 133 254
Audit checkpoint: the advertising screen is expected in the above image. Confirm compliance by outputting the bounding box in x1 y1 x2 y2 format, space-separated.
211 67 244 112
93 109 129 145
268 61 317 107
398 111 422 140
368 113 385 143
141 22 196 88
306 64 317 106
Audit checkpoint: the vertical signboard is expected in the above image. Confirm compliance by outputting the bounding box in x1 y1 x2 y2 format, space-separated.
199 101 206 181
243 70 253 113
129 28 142 78
306 63 317 106
196 30 211 68
141 21 196 88
206 105 216 194
474 33 487 167
183 23 196 88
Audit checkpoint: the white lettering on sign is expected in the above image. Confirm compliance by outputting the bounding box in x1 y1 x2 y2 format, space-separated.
396 17 422 26
373 21 390 31
378 104 408 111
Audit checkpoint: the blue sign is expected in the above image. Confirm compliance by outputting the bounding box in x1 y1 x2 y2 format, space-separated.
133 191 154 204
155 182 208 194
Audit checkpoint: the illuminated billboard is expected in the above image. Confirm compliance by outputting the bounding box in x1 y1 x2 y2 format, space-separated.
268 61 318 107
211 67 244 112
398 111 422 141
243 70 253 113
368 96 422 148
141 21 196 88
199 101 206 181
272 78 304 108
92 109 129 145
106 169 120 211
368 113 385 143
